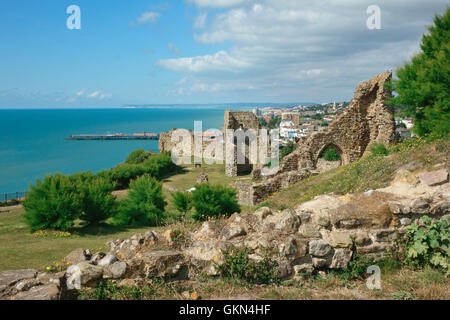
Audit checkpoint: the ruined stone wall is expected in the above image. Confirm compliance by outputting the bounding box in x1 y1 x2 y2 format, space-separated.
235 72 395 206
224 110 261 177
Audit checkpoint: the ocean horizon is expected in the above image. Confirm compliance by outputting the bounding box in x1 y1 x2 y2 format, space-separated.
0 106 263 194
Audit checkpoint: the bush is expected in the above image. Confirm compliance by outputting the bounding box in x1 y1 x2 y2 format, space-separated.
280 141 297 160
217 246 278 284
171 191 193 220
23 174 83 232
191 184 240 221
403 216 449 274
125 149 151 164
114 174 166 226
321 147 340 161
370 143 389 156
107 152 178 189
77 175 117 224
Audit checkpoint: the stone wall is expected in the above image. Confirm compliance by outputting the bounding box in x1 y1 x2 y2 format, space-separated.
2 170 447 300
224 110 261 177
235 72 395 206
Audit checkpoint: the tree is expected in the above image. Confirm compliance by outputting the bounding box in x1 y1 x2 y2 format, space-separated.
23 174 83 232
78 176 117 224
171 191 193 220
320 147 340 161
125 149 151 164
192 184 240 221
115 174 166 226
391 9 450 136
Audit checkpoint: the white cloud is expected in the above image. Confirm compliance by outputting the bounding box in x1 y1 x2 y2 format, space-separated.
187 0 249 8
157 50 250 73
158 0 446 101
193 12 208 29
87 90 112 100
137 11 161 24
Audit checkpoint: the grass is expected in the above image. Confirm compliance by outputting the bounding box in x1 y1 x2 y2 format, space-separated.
262 136 449 210
0 161 249 272
76 265 449 300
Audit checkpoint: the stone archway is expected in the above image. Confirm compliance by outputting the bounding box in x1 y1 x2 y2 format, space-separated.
314 142 345 173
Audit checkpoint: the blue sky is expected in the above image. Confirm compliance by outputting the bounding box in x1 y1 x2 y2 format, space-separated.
0 0 447 108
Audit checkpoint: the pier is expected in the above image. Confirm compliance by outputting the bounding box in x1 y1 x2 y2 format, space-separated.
66 132 159 141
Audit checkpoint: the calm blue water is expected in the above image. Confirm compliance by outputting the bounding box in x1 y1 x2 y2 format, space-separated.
0 107 234 194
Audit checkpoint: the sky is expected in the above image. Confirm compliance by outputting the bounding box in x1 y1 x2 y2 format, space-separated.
0 0 447 108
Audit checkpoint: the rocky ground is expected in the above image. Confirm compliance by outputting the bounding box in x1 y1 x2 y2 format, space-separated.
1 168 448 300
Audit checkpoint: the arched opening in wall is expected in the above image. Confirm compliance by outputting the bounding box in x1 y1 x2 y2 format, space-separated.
316 143 343 173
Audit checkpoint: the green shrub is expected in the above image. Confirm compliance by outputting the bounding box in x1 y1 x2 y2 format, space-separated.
333 254 375 281
115 174 166 226
77 175 117 224
125 149 151 164
280 141 297 160
191 184 240 221
370 143 389 156
23 174 83 232
321 147 340 161
403 216 449 274
171 191 193 220
108 164 146 189
217 246 278 284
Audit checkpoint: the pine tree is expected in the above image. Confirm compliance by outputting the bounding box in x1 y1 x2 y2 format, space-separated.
391 8 449 136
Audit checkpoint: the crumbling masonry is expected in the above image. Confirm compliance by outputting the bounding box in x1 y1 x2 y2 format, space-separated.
234 72 395 206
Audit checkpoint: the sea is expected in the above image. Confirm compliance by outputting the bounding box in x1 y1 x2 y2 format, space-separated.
0 106 244 195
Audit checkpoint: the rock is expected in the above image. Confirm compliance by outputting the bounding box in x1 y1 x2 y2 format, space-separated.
15 278 40 292
90 252 106 265
66 262 103 289
253 207 272 221
196 173 209 184
132 250 187 280
330 249 353 269
298 223 321 238
193 221 218 241
98 254 118 267
12 284 60 300
64 248 91 265
36 271 65 287
392 169 420 185
400 218 412 226
219 222 247 240
278 238 298 258
325 230 353 248
0 269 37 290
104 262 127 279
312 212 330 228
308 239 332 257
312 258 328 268
419 170 449 186
274 209 301 234
411 198 430 214
293 263 314 275
164 229 175 243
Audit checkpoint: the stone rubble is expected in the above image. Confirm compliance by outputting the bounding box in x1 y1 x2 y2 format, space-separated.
0 169 448 300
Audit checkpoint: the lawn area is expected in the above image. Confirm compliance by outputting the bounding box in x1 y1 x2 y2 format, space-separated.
0 161 249 272
0 206 155 271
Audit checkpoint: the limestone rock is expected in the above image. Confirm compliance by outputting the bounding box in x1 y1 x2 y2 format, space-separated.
219 222 247 240
392 169 420 185
253 207 272 221
0 269 37 291
13 284 60 300
330 249 353 269
66 262 103 288
323 230 353 248
64 248 91 265
98 254 118 267
131 250 187 280
419 170 449 186
309 239 332 257
104 261 127 279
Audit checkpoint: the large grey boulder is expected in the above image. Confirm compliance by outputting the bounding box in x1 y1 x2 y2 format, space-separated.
64 248 91 265
66 262 103 289
0 269 37 292
104 261 127 279
98 254 118 267
308 239 332 257
13 284 60 300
